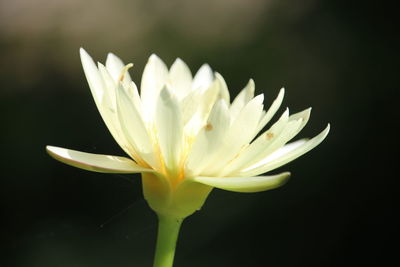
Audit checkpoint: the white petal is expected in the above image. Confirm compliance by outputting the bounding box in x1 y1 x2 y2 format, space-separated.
256 88 285 133
229 118 303 176
240 124 330 176
202 94 264 175
181 89 203 125
46 146 152 173
140 54 169 122
168 58 192 98
192 64 213 90
80 49 132 158
219 109 290 176
183 78 221 136
192 172 290 193
155 88 183 171
185 99 230 176
127 81 143 113
116 83 157 168
215 72 230 104
80 48 105 103
97 63 117 106
289 107 311 136
230 79 255 120
98 62 142 122
261 138 309 162
105 52 133 84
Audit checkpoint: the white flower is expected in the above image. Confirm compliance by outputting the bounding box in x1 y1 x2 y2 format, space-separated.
47 48 329 219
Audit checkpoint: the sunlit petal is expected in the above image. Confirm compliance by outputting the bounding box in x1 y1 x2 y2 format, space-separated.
105 52 133 85
230 79 255 120
193 172 290 193
46 146 152 173
240 124 330 176
168 58 192 98
140 54 169 122
155 87 183 172
192 64 213 90
256 88 285 133
186 99 230 176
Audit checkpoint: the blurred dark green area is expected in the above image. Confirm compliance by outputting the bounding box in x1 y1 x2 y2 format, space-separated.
0 0 397 266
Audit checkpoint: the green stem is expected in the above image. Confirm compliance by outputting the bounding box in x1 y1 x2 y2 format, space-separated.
153 215 183 267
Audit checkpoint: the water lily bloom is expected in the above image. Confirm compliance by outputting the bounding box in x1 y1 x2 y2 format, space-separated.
46 48 329 267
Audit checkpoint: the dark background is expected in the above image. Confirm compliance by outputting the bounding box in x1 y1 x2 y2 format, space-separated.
0 0 397 266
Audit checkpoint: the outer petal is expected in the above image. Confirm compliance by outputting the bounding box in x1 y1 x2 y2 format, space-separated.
46 146 152 173
240 124 330 176
192 172 290 193
80 48 105 103
256 88 285 133
80 49 133 159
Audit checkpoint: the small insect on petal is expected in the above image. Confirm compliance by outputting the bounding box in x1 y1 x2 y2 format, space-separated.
265 132 274 140
204 123 213 131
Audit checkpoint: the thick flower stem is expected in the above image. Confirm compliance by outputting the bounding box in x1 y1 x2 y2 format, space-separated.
153 215 184 267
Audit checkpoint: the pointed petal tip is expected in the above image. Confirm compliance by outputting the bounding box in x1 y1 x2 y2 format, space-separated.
149 53 161 61
284 107 289 114
281 171 291 178
254 93 264 103
275 88 285 101
325 123 331 133
79 48 95 67
248 78 255 88
278 171 291 185
312 123 330 144
106 52 118 61
96 61 104 68
79 47 90 58
198 63 213 73
173 57 184 64
46 145 60 156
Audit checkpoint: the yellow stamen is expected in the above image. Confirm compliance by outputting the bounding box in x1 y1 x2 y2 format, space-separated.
118 63 134 82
